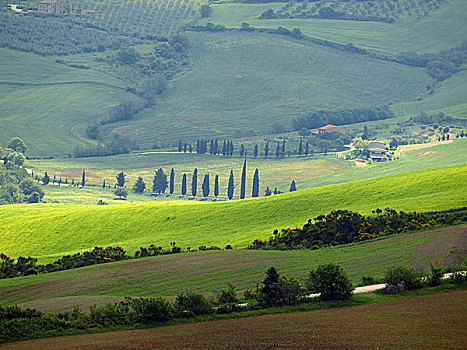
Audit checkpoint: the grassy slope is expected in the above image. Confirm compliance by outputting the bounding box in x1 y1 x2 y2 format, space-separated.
0 165 465 262
0 48 134 157
111 32 429 147
296 138 467 190
204 0 467 55
0 225 464 311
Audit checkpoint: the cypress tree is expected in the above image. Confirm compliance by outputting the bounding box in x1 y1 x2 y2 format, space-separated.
275 142 280 158
116 171 126 187
240 159 247 199
228 170 234 200
178 140 183 152
189 144 193 153
282 140 286 158
264 141 269 158
305 141 309 156
290 180 297 192
230 141 234 156
169 168 175 194
191 168 198 197
298 140 303 156
102 179 106 189
133 176 146 193
58 177 61 186
214 139 219 154
81 169 86 187
222 141 226 156
184 143 187 153
209 140 214 154
153 168 168 194
202 174 210 198
362 125 369 140
240 144 245 157
42 171 50 185
252 168 259 197
214 174 219 198
181 174 187 195
254 144 258 157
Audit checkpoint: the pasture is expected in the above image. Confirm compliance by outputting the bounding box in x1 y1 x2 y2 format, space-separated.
0 225 464 312
112 31 430 148
0 165 465 262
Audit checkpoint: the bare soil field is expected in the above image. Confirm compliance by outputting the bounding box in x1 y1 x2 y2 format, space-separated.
2 291 465 350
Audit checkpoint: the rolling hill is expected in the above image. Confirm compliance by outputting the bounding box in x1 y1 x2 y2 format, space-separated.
1 164 465 262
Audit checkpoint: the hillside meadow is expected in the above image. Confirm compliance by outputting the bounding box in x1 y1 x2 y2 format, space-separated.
0 165 465 262
0 225 464 312
111 31 430 148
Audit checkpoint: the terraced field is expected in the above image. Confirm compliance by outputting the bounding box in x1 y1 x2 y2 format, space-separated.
1 165 465 262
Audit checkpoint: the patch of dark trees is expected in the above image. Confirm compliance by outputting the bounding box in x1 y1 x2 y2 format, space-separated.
293 105 395 131
0 12 113 55
249 208 467 250
409 111 467 128
260 6 395 24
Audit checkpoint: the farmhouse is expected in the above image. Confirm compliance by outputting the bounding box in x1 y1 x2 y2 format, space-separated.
315 125 346 135
37 0 67 15
369 140 388 162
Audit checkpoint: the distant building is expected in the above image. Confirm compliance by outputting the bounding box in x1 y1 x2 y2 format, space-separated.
312 125 346 135
369 141 386 149
38 0 67 15
80 9 96 15
369 141 388 161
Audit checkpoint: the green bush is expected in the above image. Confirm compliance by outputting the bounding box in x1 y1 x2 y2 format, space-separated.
306 263 354 301
255 267 303 307
383 266 423 290
128 297 174 323
216 283 238 305
174 292 212 317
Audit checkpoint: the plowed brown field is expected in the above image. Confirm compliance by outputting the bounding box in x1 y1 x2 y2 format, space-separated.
2 290 466 350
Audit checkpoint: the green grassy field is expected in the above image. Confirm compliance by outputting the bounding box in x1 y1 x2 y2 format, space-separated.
296 138 467 190
0 48 134 157
0 225 464 312
29 152 350 204
202 0 467 56
110 31 430 148
0 165 465 262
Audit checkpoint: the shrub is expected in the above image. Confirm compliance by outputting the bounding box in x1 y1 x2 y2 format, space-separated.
383 266 423 290
426 264 443 287
174 292 212 317
128 297 174 323
216 283 238 305
256 267 303 307
306 263 354 301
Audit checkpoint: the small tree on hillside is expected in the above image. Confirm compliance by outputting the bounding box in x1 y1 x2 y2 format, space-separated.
153 168 168 194
116 171 126 187
264 141 269 158
114 186 128 200
202 174 210 198
42 171 50 185
290 180 296 192
214 174 219 199
191 168 198 197
133 176 146 193
254 144 258 157
169 168 175 195
181 174 187 196
7 137 27 154
240 159 247 200
252 168 259 198
306 263 354 301
227 170 234 200
81 169 86 187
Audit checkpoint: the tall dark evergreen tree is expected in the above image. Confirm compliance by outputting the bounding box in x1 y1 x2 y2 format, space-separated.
222 140 226 156
298 140 303 156
214 174 219 199
202 174 210 198
282 140 286 158
305 141 309 156
240 144 245 157
275 142 280 158
184 143 188 153
81 169 86 187
42 171 50 185
191 168 198 197
362 125 369 141
181 174 187 195
252 168 259 198
152 168 168 194
209 140 214 154
169 168 175 195
116 171 126 187
214 139 219 154
228 170 234 200
229 141 234 156
102 179 106 189
265 186 272 196
178 140 183 152
254 144 258 157
133 176 146 193
290 179 297 192
240 159 247 199
189 144 193 153
264 141 269 158
196 140 200 153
